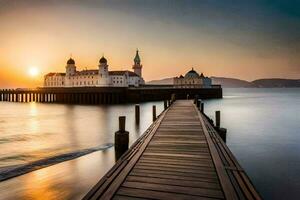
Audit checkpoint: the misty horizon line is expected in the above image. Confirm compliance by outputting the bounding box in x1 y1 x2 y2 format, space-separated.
148 76 300 82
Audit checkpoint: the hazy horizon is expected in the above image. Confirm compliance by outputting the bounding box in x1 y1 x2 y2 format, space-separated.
0 0 299 88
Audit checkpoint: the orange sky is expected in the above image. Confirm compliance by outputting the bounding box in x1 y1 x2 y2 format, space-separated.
0 1 299 88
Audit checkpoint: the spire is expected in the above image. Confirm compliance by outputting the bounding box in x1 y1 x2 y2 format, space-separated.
134 49 141 65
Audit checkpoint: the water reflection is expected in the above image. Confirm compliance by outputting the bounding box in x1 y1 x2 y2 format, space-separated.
0 101 163 200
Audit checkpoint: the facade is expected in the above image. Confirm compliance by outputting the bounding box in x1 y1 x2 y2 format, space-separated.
174 68 212 88
44 50 144 88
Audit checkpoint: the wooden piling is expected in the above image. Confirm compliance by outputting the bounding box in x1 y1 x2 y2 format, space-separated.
171 93 176 103
197 99 201 108
135 104 140 124
115 116 129 160
194 95 199 104
164 100 168 110
152 105 156 121
201 102 204 113
215 111 221 129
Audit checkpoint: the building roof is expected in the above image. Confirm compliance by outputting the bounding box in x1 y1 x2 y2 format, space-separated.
109 70 139 77
99 56 107 64
45 70 139 77
67 58 75 65
45 72 66 77
134 50 141 64
185 68 200 78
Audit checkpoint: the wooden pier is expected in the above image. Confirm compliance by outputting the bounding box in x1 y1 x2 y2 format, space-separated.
0 86 222 104
84 100 261 200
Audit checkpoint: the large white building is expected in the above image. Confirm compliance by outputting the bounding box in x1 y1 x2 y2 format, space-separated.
174 68 212 88
44 50 145 88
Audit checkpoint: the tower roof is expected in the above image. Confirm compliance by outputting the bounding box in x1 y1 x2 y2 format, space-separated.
134 49 141 64
185 68 200 78
67 58 75 65
99 56 107 64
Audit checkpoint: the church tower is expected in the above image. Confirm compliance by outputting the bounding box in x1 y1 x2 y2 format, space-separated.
66 58 76 76
65 58 76 87
132 50 142 77
98 56 110 86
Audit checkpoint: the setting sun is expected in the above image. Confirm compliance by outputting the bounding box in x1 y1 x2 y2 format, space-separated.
28 67 39 77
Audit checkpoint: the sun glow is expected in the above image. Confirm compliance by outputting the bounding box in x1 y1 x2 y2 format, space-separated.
28 67 39 77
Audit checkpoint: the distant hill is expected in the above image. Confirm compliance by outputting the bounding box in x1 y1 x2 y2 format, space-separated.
147 78 174 85
147 77 300 88
253 79 300 88
211 77 255 88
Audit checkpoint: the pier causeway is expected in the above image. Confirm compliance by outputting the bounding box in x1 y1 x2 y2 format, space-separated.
0 86 222 104
84 100 261 200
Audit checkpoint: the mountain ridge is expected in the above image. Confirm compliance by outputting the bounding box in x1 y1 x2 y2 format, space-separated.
147 77 300 88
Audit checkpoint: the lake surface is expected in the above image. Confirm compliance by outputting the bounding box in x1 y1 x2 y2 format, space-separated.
0 101 164 199
203 88 300 200
0 88 300 199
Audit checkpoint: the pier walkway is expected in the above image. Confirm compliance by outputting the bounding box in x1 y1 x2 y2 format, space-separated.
84 100 261 200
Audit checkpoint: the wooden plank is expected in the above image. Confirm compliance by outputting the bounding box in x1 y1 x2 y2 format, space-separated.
130 171 219 184
139 159 214 168
196 105 239 200
122 181 224 199
116 187 217 200
126 175 221 190
143 152 211 159
133 165 218 178
131 169 219 182
89 109 168 200
113 195 149 200
135 162 215 172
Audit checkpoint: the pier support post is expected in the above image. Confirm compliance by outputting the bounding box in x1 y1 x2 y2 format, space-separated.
200 102 204 113
115 116 129 160
164 100 168 110
135 104 140 124
215 111 220 129
171 93 176 104
218 128 227 142
152 105 156 122
197 99 201 109
214 110 227 142
194 95 199 104
167 100 171 107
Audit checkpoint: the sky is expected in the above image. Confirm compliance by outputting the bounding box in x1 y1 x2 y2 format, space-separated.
0 0 299 87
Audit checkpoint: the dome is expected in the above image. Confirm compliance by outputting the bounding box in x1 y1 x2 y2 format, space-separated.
185 68 200 78
99 56 107 64
67 58 75 65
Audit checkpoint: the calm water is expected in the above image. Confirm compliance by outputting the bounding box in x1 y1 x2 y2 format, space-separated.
0 101 164 199
0 88 300 199
204 88 300 200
